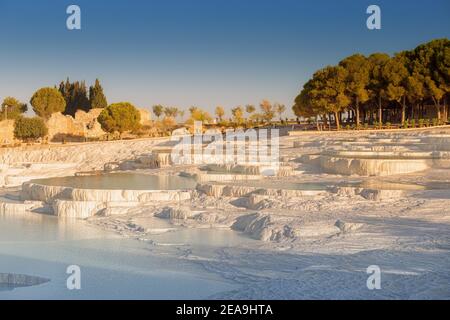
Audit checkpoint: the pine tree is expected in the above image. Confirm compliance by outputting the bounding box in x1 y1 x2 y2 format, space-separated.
1 97 27 120
367 53 391 127
292 38 449 127
339 54 370 127
98 102 141 136
30 87 66 118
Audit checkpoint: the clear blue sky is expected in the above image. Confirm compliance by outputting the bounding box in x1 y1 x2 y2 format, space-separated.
0 0 449 117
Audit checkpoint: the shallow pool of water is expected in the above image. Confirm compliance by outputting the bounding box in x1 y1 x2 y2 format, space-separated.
226 180 360 191
223 180 449 191
31 173 197 190
0 212 250 299
0 284 19 292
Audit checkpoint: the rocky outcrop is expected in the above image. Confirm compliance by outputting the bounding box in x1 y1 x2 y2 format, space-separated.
359 189 404 201
155 206 193 220
111 151 173 171
0 273 50 287
335 219 364 233
196 184 227 197
244 194 279 210
194 212 223 224
232 213 299 242
328 186 362 197
330 186 404 201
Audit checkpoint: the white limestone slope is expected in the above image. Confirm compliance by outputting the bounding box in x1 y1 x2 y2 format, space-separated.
0 138 167 187
2 128 449 299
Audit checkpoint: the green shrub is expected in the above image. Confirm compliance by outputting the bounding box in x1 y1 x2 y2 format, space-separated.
402 120 408 129
14 116 48 142
364 123 369 130
386 122 391 129
410 119 416 128
418 119 425 128
432 118 439 126
98 102 141 135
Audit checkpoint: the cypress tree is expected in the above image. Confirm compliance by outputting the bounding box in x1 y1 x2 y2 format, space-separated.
89 79 108 109
58 78 90 116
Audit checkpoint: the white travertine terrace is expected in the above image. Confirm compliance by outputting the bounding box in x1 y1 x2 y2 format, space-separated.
319 155 430 176
311 134 450 176
21 182 191 203
0 163 79 187
2 129 450 246
196 183 326 198
0 201 42 215
20 182 191 218
0 138 168 187
203 164 294 177
52 200 104 219
193 173 263 183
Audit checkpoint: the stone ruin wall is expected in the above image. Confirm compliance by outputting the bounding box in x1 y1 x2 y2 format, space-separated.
0 108 152 144
0 120 15 144
46 108 106 142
